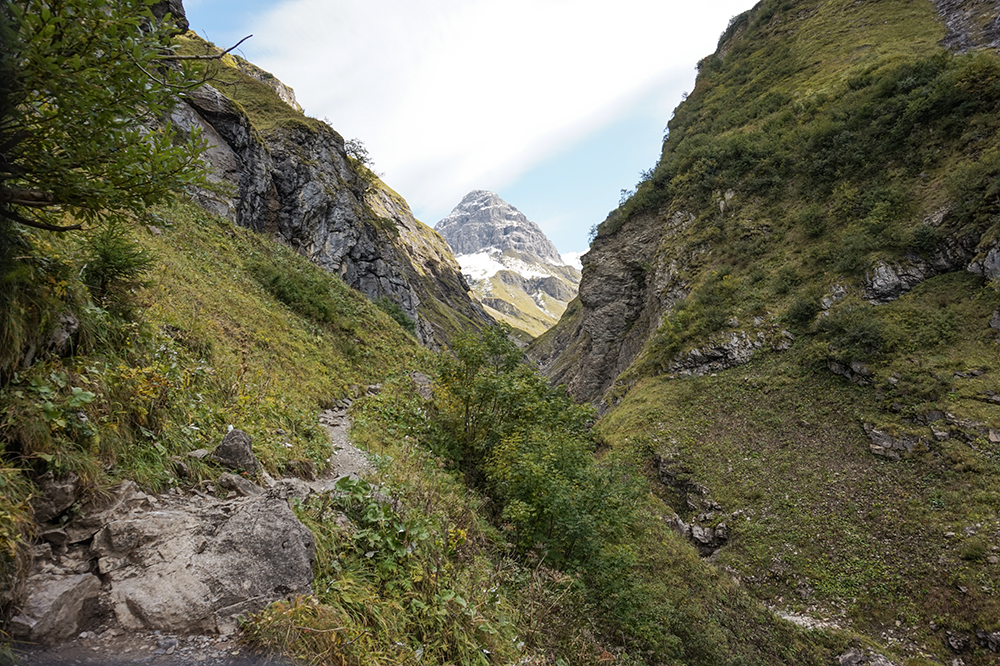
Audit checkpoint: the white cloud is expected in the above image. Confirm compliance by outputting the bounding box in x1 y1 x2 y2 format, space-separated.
247 0 752 215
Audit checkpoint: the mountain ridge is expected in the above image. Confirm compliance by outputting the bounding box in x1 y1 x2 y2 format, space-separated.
531 0 1000 662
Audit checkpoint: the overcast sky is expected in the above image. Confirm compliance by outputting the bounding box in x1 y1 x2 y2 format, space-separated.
183 0 754 254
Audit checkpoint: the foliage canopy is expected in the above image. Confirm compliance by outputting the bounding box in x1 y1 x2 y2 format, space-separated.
0 0 210 233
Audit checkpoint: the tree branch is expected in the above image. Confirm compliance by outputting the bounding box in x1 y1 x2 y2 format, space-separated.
0 206 81 232
0 187 54 206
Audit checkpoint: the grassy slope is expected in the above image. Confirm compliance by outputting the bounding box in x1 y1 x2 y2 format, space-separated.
1 200 426 491
476 274 561 338
0 199 855 665
584 0 1000 663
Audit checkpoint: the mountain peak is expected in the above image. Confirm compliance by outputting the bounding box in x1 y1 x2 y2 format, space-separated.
434 190 563 265
434 191 579 338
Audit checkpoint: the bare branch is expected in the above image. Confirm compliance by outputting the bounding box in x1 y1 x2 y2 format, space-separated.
0 188 54 206
156 35 253 61
0 206 81 232
129 55 215 92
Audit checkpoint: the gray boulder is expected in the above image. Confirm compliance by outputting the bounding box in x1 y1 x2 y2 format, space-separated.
21 481 316 641
208 429 260 474
218 472 263 497
32 472 81 523
91 493 315 634
9 573 101 642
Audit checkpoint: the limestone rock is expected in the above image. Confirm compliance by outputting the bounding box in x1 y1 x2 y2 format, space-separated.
149 0 188 32
530 209 695 408
977 630 1000 653
864 424 927 460
9 573 101 642
668 326 794 378
411 371 433 400
863 233 978 304
32 472 81 523
862 261 927 304
90 491 315 634
178 82 491 348
19 480 318 640
828 359 873 386
217 472 263 497
837 648 899 666
267 477 312 501
934 0 1000 52
947 630 973 652
208 429 260 474
44 312 80 359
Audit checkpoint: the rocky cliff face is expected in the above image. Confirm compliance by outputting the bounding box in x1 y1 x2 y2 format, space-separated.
530 209 673 401
435 191 580 338
532 0 1000 409
934 0 1000 51
171 46 490 347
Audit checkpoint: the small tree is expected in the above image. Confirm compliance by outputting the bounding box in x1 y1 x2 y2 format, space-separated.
0 0 211 233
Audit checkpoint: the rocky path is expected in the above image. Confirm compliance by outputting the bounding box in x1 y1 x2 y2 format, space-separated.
13 630 293 666
11 402 373 666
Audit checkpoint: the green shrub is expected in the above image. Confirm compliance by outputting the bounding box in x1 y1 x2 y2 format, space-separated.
785 295 821 332
80 219 155 310
958 537 988 562
374 296 416 335
817 304 887 360
250 257 354 333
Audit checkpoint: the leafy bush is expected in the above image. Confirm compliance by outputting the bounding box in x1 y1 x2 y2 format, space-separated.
785 295 821 332
816 304 887 361
1 0 210 233
250 257 355 333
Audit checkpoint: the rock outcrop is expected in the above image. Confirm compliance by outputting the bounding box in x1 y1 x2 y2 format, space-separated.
862 228 980 303
934 0 1000 52
172 52 490 347
12 480 316 641
529 210 694 406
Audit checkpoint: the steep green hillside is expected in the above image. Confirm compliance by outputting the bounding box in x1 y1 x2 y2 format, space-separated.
0 199 424 490
0 3 855 663
534 0 1000 663
0 202 852 666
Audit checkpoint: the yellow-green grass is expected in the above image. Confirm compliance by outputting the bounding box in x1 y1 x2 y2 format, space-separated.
597 292 1000 664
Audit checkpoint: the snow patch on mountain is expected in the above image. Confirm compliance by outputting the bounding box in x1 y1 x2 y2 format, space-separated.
457 249 561 282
